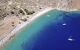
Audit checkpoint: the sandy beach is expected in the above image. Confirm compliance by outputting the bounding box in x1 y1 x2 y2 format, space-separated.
0 0 80 49
0 6 79 48
0 7 53 47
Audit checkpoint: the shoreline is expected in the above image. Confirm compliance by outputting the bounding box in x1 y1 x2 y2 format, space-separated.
0 6 79 48
0 7 53 47
55 7 79 12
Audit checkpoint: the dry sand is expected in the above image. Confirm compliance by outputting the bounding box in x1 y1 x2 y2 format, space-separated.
0 16 21 39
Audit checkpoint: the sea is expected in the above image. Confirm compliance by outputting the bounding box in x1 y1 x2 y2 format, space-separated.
3 9 80 50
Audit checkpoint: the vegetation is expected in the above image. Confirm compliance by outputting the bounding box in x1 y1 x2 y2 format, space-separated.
24 9 35 15
0 8 7 20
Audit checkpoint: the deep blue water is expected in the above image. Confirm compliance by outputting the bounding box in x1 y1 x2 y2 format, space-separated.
4 10 80 50
22 10 80 50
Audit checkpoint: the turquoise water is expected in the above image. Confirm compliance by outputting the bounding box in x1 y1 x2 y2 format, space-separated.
3 10 80 50
4 9 57 50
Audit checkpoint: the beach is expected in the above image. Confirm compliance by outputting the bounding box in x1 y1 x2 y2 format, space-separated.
0 0 79 37
0 6 79 48
0 5 80 48
0 7 53 48
0 0 80 49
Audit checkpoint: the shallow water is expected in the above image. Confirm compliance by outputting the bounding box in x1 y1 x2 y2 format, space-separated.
4 10 80 50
